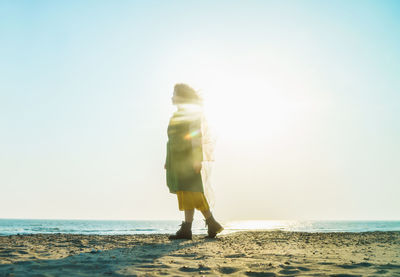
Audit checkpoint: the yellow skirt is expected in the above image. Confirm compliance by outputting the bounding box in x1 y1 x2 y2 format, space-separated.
176 191 210 211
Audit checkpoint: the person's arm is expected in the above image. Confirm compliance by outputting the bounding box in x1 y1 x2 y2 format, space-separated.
164 141 169 169
165 120 171 170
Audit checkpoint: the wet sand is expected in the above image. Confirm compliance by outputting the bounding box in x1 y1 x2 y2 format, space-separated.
0 231 399 276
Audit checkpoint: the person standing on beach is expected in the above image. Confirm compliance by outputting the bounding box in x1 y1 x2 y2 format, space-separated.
165 83 223 239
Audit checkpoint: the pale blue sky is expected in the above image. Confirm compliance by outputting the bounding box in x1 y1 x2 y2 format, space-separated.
1 0 399 221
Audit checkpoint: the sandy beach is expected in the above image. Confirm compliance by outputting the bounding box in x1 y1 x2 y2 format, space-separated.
0 231 399 276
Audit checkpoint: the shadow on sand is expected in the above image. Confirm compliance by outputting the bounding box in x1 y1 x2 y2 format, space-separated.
0 236 208 276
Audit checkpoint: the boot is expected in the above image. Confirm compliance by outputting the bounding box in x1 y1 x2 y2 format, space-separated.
205 215 224 238
169 221 192 240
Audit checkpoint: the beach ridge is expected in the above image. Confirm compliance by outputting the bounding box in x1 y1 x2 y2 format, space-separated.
1 231 399 276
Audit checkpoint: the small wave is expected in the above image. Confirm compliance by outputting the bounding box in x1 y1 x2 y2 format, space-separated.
31 227 61 232
1 219 400 236
131 228 159 231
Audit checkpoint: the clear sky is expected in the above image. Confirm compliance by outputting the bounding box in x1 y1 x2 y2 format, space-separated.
1 0 399 221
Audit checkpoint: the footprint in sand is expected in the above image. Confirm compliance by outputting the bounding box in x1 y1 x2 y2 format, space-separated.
218 266 240 274
336 262 372 269
179 266 201 272
296 266 311 271
136 264 171 269
245 271 276 277
225 253 246 258
280 264 313 275
329 274 362 277
279 268 300 275
378 263 400 270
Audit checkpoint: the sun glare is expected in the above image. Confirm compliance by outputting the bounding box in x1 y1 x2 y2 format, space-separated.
166 45 316 148
225 220 289 232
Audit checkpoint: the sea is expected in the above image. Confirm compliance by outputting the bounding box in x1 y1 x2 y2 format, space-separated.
1 219 399 236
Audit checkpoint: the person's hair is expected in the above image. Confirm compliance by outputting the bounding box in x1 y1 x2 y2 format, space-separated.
173 83 202 104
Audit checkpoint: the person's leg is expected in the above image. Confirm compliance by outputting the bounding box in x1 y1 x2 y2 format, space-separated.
201 209 224 238
194 193 223 238
168 208 194 240
201 209 212 220
185 209 195 222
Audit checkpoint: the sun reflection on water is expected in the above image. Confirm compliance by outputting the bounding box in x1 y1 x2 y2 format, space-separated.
223 220 292 234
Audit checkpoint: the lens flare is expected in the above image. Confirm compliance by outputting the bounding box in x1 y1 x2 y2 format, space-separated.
184 130 200 140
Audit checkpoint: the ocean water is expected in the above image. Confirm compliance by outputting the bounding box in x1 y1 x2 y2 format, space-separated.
0 219 399 236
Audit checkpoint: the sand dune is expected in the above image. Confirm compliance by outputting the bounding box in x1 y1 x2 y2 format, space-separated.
0 231 399 276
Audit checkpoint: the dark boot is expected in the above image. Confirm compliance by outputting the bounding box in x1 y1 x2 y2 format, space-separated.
169 221 192 240
205 215 224 238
